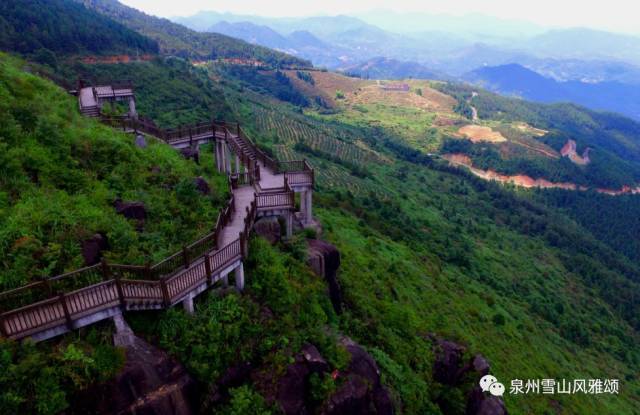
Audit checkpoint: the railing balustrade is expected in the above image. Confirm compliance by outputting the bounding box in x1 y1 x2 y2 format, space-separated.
1 101 315 340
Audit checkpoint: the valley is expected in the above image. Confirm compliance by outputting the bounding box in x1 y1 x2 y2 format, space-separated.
1 1 640 415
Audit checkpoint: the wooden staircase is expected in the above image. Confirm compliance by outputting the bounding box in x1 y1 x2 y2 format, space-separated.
80 105 100 117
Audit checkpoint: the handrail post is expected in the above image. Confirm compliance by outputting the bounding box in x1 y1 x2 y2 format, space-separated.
0 315 7 337
144 263 152 280
240 232 246 258
59 292 73 330
114 275 125 307
160 277 170 308
204 253 212 286
182 246 190 269
101 258 110 281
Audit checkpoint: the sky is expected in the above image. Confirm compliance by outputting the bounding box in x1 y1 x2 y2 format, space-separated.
120 0 639 34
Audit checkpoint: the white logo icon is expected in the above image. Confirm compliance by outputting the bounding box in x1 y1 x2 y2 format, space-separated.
479 374 505 396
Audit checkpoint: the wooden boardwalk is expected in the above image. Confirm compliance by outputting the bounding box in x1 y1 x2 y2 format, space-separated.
0 93 314 342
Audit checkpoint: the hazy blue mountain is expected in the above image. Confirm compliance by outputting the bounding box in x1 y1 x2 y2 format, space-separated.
287 30 328 49
519 58 640 84
172 10 640 82
209 21 290 49
524 28 640 65
174 12 372 37
205 20 347 68
465 63 640 120
341 57 446 80
355 10 546 40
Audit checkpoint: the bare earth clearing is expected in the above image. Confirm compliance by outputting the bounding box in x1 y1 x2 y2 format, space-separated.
305 71 455 112
457 125 507 143
443 153 640 195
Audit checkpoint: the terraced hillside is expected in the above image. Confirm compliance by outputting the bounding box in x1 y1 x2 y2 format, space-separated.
211 63 640 414
2 3 640 413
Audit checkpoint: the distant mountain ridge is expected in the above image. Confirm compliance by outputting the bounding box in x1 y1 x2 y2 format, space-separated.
342 57 446 80
76 0 310 66
465 63 640 120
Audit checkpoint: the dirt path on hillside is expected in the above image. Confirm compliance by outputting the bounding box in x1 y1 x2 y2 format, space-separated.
442 153 640 195
469 92 478 121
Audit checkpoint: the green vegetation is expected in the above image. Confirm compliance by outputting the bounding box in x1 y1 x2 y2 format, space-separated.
1 7 640 411
61 57 232 127
216 65 310 107
296 70 315 85
0 53 227 290
213 67 640 413
0 0 158 63
0 325 123 415
435 82 640 188
537 189 640 263
127 237 343 414
80 0 309 67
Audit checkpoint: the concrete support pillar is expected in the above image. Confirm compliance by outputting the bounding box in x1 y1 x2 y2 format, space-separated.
235 154 241 174
183 293 194 314
222 272 229 288
285 212 293 238
128 97 137 119
235 263 245 291
215 140 222 172
305 189 313 223
300 191 307 217
225 145 232 173
112 313 135 346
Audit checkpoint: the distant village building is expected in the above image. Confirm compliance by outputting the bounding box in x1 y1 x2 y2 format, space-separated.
380 83 410 92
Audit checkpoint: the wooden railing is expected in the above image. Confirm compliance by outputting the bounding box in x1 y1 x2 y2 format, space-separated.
2 102 315 340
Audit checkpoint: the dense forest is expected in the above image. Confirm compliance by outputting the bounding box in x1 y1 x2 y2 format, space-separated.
1 1 640 414
435 82 640 188
537 189 640 263
59 57 233 127
77 0 311 67
0 0 159 62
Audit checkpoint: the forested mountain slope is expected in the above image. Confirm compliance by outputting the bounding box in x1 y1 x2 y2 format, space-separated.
0 53 227 291
0 0 158 61
205 65 640 414
465 63 640 121
0 2 639 413
76 0 310 67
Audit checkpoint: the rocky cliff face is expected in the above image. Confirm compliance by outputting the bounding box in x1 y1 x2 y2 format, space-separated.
431 337 507 415
307 239 343 314
71 335 198 415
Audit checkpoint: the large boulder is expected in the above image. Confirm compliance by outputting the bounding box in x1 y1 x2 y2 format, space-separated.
71 335 198 415
114 199 147 221
81 233 108 266
202 362 253 411
254 217 282 244
180 146 200 164
433 339 467 386
428 337 506 415
193 176 210 195
307 239 342 314
466 386 508 415
323 374 370 415
276 344 329 415
321 337 394 415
